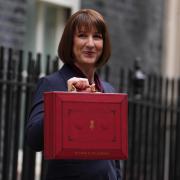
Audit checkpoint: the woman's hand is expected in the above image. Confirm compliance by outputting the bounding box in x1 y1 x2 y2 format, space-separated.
67 77 96 92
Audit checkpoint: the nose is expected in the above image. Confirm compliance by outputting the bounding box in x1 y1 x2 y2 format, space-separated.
86 36 95 47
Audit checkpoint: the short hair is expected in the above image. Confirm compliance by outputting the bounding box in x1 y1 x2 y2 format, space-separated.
58 9 111 68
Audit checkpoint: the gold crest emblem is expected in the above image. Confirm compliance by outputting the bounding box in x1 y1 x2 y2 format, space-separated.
89 120 95 130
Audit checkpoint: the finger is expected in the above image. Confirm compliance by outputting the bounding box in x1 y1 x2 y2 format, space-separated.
68 84 77 92
67 77 79 86
75 81 89 89
67 77 78 91
73 78 89 90
67 77 90 91
77 87 92 92
90 84 96 92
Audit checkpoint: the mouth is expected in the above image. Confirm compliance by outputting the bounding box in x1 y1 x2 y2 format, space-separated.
83 51 95 56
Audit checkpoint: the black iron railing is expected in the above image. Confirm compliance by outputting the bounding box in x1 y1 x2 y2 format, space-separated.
0 46 180 180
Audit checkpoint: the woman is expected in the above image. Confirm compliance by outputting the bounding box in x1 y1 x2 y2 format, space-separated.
26 9 121 180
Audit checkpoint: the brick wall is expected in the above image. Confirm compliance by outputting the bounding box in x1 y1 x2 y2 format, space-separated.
0 0 27 49
0 0 164 88
82 0 164 87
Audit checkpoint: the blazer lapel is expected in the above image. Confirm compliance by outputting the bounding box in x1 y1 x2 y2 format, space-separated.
58 64 78 89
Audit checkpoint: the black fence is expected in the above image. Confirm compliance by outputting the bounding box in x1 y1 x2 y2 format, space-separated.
0 46 180 180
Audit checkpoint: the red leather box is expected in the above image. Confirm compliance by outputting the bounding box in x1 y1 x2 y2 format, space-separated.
44 92 128 160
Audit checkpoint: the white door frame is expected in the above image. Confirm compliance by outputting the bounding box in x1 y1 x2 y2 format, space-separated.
162 0 180 78
35 0 80 54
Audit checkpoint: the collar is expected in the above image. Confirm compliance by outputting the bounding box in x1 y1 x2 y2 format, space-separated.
59 64 104 92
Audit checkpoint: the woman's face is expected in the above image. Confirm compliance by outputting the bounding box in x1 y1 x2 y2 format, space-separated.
73 26 103 68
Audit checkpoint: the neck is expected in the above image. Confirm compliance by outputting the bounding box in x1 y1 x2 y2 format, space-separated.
74 63 96 83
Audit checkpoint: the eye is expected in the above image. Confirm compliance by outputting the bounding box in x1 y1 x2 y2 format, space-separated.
77 33 87 38
93 33 103 39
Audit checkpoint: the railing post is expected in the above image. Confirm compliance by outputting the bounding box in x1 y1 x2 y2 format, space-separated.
12 50 24 180
131 57 146 99
175 78 180 180
0 46 4 157
46 55 51 75
21 52 36 180
104 65 110 82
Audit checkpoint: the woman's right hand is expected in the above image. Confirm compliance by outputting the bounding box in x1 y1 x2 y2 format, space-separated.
67 77 96 92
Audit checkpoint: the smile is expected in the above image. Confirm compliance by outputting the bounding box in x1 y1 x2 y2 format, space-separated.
83 51 95 55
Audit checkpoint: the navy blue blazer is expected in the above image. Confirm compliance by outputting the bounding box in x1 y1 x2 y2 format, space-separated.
26 64 121 180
